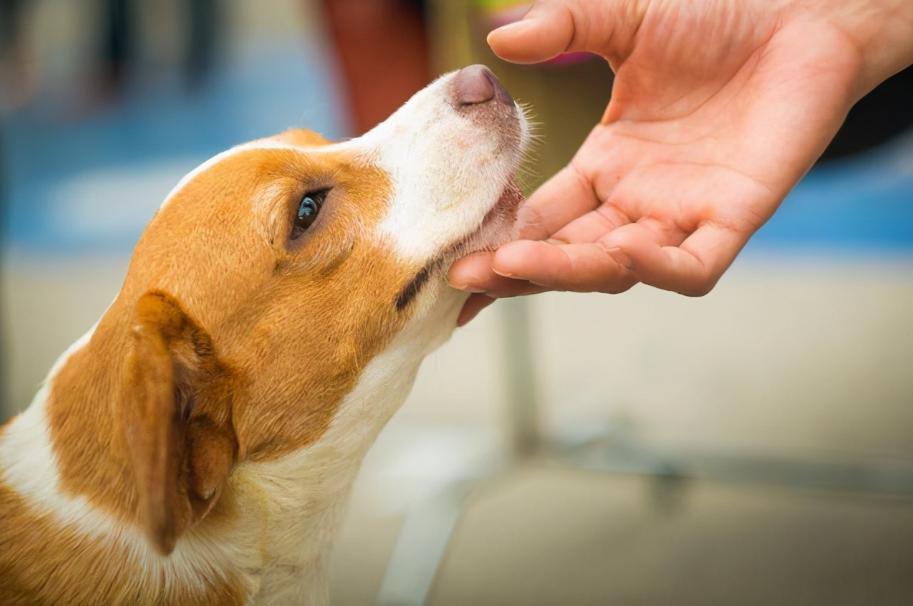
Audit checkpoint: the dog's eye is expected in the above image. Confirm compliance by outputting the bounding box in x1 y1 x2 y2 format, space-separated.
292 190 327 239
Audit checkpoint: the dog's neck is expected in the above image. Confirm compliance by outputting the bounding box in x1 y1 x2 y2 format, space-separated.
0 292 459 605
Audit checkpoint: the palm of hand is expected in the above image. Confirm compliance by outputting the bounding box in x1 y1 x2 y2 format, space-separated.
450 0 861 304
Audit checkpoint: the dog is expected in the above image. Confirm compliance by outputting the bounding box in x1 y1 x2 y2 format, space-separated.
0 64 529 605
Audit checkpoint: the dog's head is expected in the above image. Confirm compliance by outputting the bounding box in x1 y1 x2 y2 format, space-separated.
110 65 528 553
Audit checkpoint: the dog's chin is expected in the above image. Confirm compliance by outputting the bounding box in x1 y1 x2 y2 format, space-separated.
446 175 524 261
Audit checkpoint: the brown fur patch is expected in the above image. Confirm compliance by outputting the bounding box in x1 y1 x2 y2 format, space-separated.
274 128 332 148
0 482 248 605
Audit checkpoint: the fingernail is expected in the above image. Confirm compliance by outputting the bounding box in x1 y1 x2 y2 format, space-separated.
491 267 517 278
606 247 633 270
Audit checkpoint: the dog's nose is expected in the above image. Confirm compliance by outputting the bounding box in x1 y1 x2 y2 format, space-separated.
453 64 514 107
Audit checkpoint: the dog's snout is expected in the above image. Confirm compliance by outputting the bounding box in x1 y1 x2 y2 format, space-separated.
452 64 514 107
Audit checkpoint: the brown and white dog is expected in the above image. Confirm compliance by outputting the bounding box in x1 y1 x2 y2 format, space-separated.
0 65 528 605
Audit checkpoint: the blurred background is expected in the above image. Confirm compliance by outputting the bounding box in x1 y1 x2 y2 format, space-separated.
2 1 912 604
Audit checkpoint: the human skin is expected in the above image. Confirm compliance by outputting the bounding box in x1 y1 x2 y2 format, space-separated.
449 0 913 325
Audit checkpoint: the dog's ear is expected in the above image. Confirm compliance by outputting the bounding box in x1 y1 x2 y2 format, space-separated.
122 291 238 555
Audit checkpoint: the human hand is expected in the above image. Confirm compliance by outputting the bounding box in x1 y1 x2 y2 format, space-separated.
451 0 913 325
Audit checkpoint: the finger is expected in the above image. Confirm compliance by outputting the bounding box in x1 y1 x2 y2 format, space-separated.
605 222 749 296
448 252 497 292
550 204 630 243
458 294 495 327
448 252 549 297
492 239 637 293
516 165 601 240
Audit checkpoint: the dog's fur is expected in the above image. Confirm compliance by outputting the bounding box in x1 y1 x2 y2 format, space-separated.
0 68 528 605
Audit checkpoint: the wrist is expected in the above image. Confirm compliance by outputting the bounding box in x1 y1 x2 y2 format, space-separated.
810 0 913 97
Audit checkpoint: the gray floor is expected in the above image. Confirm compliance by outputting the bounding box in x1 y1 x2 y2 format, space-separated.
431 466 913 606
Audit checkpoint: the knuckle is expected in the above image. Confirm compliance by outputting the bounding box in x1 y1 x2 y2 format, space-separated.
600 278 637 295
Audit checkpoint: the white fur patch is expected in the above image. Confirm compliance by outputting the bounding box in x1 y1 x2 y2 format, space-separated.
365 73 527 261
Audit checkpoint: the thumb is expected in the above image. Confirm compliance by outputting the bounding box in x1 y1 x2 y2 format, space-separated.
487 0 641 64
